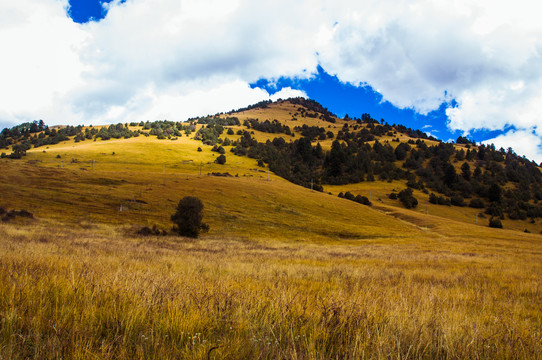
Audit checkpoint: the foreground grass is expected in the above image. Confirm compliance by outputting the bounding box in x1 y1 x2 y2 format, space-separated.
1 221 541 359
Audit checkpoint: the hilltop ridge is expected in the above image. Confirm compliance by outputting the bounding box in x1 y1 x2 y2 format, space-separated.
1 97 542 233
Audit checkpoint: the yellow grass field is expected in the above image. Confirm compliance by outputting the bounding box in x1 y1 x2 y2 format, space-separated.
1 104 542 358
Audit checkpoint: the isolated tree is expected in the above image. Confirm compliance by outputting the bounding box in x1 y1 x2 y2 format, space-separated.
171 196 208 238
489 217 503 229
215 154 226 164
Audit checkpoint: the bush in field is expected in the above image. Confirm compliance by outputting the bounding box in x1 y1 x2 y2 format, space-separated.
215 154 226 165
450 194 465 207
469 198 485 209
398 188 418 209
489 217 503 229
171 196 208 238
355 195 372 206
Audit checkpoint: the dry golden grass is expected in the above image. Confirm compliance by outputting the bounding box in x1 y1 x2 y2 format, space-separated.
0 158 423 243
1 218 541 359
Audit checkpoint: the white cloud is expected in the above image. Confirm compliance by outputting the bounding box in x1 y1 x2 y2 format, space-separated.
92 78 306 124
483 129 542 164
0 0 317 128
0 0 87 126
1 0 542 160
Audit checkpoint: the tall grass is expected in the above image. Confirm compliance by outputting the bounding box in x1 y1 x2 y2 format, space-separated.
1 221 541 359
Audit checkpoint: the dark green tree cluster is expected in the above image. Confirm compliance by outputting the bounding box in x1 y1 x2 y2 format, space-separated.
1 120 46 150
288 97 337 123
142 120 191 139
338 192 372 206
410 142 542 220
95 124 140 140
244 119 292 135
194 123 224 145
294 125 327 141
74 127 99 142
196 116 240 126
0 120 46 143
1 122 89 158
397 188 418 209
231 132 324 191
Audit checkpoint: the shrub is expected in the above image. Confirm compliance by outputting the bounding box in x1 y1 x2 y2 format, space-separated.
171 196 208 238
215 154 226 165
344 191 355 201
197 147 202 152
469 198 485 209
398 188 418 209
450 194 465 207
137 225 167 236
1 209 34 222
485 203 503 218
355 195 372 206
489 217 503 229
388 192 397 200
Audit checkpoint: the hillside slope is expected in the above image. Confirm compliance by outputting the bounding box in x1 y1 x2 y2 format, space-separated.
1 97 542 234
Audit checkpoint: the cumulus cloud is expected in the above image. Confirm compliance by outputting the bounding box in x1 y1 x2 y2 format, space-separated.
0 0 317 127
0 0 86 126
91 79 306 124
483 129 542 163
1 0 542 160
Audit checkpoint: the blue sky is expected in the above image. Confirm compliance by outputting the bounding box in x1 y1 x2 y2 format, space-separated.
1 0 542 162
67 0 118 23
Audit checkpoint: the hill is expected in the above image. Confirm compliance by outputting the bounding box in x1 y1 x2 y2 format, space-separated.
1 98 542 358
2 98 542 233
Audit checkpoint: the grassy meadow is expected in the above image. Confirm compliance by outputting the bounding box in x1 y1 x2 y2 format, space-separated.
1 107 542 358
1 214 541 359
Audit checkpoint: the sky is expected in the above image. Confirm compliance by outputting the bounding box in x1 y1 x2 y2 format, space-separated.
1 0 542 163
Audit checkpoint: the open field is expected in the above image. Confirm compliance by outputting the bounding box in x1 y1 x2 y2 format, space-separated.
1 217 541 359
